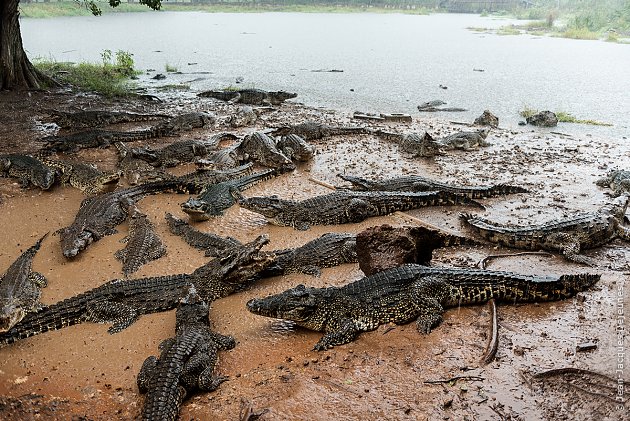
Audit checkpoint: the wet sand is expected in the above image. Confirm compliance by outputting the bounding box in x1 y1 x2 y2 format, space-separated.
0 90 627 420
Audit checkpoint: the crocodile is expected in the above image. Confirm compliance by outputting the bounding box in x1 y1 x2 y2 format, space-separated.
115 208 167 277
235 189 482 231
173 163 255 195
460 195 630 266
59 180 195 259
228 106 258 128
196 145 241 170
181 169 278 222
437 129 491 151
596 169 630 197
48 109 170 129
236 132 296 172
0 234 48 332
41 158 121 195
0 235 273 346
247 264 600 350
137 286 235 421
131 139 219 168
0 154 55 190
337 173 529 199
263 232 357 277
165 213 242 257
374 130 444 158
270 121 371 141
276 134 315 162
115 142 173 186
198 88 297 105
150 112 216 135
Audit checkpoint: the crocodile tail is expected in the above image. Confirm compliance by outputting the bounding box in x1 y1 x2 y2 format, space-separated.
557 274 601 298
441 192 484 209
488 184 529 196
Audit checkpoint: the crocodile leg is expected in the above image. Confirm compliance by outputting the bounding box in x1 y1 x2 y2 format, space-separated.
313 318 360 351
85 300 140 333
137 356 159 393
617 224 630 241
29 272 48 288
208 331 237 350
547 233 595 266
345 198 373 223
412 277 447 334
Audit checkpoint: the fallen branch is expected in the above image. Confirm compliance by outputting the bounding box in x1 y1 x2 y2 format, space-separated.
480 298 498 365
478 251 553 269
532 367 617 382
424 375 485 385
308 177 337 191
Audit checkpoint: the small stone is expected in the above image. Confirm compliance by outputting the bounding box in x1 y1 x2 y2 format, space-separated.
576 342 597 352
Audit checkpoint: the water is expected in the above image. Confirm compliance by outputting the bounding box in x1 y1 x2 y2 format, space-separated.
22 12 630 139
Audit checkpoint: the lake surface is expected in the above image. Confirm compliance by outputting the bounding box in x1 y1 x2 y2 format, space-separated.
22 12 630 138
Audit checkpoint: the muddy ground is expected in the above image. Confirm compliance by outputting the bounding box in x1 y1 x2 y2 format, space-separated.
0 88 627 420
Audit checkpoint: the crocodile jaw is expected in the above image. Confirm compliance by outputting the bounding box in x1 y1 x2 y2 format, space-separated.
61 229 94 258
0 300 25 332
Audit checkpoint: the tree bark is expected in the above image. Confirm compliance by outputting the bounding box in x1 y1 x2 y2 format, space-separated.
0 0 46 90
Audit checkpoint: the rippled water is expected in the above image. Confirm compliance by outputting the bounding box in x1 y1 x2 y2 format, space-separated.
22 12 630 138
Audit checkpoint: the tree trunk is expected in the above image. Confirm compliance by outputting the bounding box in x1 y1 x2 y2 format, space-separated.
0 0 46 90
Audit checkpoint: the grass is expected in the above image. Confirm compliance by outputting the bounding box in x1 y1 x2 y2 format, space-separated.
519 107 612 126
33 50 140 97
558 27 600 40
155 84 190 91
497 26 521 36
164 63 178 73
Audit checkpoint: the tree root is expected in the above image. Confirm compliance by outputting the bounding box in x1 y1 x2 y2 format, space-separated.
479 298 498 365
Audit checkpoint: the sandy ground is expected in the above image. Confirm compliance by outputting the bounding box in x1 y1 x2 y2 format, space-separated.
0 88 628 420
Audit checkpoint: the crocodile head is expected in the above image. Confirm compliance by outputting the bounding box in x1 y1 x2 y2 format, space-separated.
246 284 322 327
59 226 94 258
175 285 210 330
236 195 291 219
181 198 211 222
0 299 26 333
83 171 121 195
269 91 298 104
611 194 629 217
32 168 56 190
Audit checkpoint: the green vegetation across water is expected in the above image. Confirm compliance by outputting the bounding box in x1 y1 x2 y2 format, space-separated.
520 107 612 127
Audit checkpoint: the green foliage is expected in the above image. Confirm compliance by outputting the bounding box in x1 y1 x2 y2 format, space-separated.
164 63 178 73
519 107 611 126
75 0 162 16
34 50 139 97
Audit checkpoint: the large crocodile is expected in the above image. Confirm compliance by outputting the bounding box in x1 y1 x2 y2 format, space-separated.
374 130 444 158
49 109 170 129
42 158 121 195
165 213 242 257
115 142 173 186
276 134 315 162
174 163 255 194
270 121 371 141
131 139 219 168
137 286 235 421
198 88 297 105
337 173 528 199
181 169 278 222
0 154 55 190
235 190 482 231
460 195 630 265
263 232 357 277
236 132 296 172
247 264 600 350
59 180 195 259
0 235 273 346
437 129 491 150
115 208 167 277
0 234 48 332
596 169 630 197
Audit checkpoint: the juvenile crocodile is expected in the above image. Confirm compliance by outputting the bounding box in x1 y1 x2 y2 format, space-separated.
131 139 219 168
235 190 482 231
263 232 357 277
137 286 235 421
460 195 630 265
596 169 630 197
198 88 297 105
49 109 170 129
0 234 48 332
247 264 600 350
115 142 173 186
42 158 121 195
165 213 242 257
59 180 195 259
374 130 444 158
182 169 278 222
276 134 315 162
0 154 55 190
437 129 491 150
337 174 529 199
0 235 273 346
236 132 295 172
115 208 167 277
270 121 371 141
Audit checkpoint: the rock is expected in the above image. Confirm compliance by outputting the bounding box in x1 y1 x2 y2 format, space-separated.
526 110 558 127
356 224 476 276
474 110 499 128
151 73 166 80
518 121 527 126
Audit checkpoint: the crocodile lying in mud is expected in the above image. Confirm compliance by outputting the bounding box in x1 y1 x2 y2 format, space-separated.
42 112 216 153
276 134 316 162
137 286 235 421
130 139 219 168
42 158 121 195
165 213 242 257
374 130 444 158
0 235 273 346
115 208 167 278
270 121 371 141
247 264 600 350
337 173 529 199
198 88 297 105
596 169 630 197
460 195 630 266
237 132 296 172
181 169 278 221
0 154 56 190
263 232 358 277
59 180 196 259
0 234 48 332
437 128 491 150
235 190 482 230
48 109 170 129
115 142 173 186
